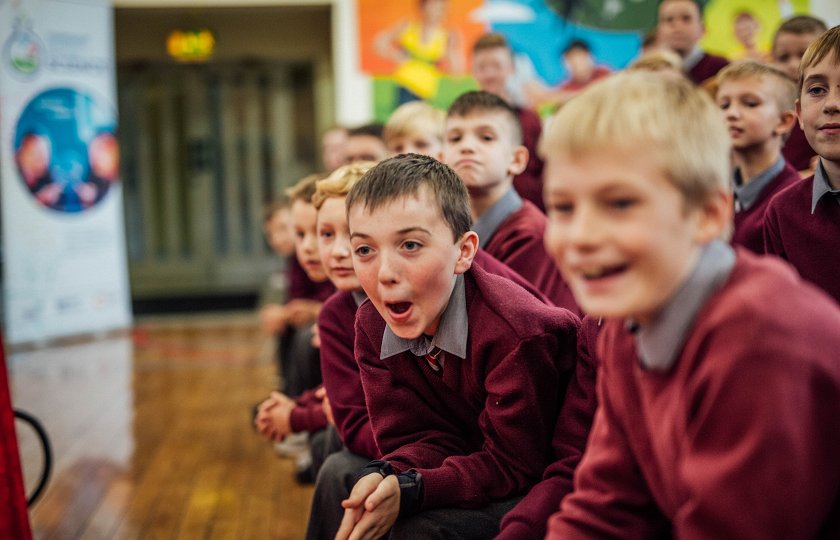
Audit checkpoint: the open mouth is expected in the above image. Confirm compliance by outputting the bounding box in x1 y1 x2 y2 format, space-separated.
580 264 627 281
387 302 412 314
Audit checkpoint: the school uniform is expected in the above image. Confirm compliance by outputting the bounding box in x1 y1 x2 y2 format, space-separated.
764 159 840 305
355 261 578 538
547 241 840 540
513 107 546 213
287 256 336 302
731 157 799 254
782 122 817 173
288 386 328 434
496 316 601 540
475 188 580 314
683 47 728 85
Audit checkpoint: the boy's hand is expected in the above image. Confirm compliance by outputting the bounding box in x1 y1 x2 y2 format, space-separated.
259 304 289 334
285 299 322 328
311 323 321 348
335 474 400 540
255 392 295 440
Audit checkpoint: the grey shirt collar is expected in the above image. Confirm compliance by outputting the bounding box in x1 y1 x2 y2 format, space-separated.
380 273 468 360
628 240 736 372
682 46 704 72
733 156 786 212
471 188 523 249
352 290 368 307
811 158 840 213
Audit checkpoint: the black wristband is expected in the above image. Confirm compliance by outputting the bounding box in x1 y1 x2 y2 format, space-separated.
357 461 424 517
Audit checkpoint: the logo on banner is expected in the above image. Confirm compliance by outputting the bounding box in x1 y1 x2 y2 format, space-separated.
13 87 120 213
3 14 44 79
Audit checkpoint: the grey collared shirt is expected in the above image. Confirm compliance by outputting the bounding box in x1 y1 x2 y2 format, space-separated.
352 290 368 307
811 158 840 213
629 240 736 372
471 188 523 249
380 273 468 365
682 46 704 73
733 156 785 212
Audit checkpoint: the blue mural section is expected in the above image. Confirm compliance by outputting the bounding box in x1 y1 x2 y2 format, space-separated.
487 0 643 85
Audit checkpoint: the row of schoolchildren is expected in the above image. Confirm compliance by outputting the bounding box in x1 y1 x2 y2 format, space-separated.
251 6 840 540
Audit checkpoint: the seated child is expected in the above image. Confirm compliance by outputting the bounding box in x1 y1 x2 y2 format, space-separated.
773 15 828 177
443 90 579 313
335 154 580 540
345 123 388 165
471 33 546 212
765 26 840 306
541 70 840 539
716 60 800 254
383 101 445 158
657 0 728 85
322 125 349 173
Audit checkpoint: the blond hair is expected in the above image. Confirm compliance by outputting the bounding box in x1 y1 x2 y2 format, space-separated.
312 162 375 210
799 25 840 96
541 71 730 208
628 50 683 74
383 101 446 145
717 59 798 113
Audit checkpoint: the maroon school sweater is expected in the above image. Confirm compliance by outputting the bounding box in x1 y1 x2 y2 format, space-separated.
513 107 546 213
764 174 840 305
783 122 817 173
688 52 728 85
287 256 336 302
289 385 328 434
317 289 379 459
548 251 840 540
732 161 799 254
484 200 580 315
355 262 579 510
496 316 600 540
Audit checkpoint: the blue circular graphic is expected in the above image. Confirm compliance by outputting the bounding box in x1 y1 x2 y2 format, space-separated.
13 87 119 213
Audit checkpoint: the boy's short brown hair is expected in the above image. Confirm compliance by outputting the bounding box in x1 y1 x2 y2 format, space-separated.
262 195 290 224
472 33 512 56
345 154 471 242
312 162 375 210
541 71 729 209
383 102 446 145
775 15 828 39
447 90 523 146
285 173 327 204
717 59 798 113
798 25 840 96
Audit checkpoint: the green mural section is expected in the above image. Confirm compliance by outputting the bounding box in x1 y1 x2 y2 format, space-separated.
373 76 479 123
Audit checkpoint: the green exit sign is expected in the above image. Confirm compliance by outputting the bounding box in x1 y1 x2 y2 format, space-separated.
167 29 215 61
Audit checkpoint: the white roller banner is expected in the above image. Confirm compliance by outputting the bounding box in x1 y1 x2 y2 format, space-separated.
0 0 132 344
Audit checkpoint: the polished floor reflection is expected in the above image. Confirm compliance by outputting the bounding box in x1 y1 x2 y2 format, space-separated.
9 313 314 540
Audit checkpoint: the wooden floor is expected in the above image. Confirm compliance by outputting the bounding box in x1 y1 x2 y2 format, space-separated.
8 313 314 540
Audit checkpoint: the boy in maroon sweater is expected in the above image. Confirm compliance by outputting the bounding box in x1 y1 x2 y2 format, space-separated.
764 26 840 306
336 154 579 540
471 33 546 212
442 90 578 313
716 60 800 254
543 71 840 539
657 0 728 85
772 16 828 177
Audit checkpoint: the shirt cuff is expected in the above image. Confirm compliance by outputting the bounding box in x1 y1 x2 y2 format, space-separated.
357 460 424 517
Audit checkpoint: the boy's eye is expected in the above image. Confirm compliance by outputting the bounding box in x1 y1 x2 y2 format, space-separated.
609 198 637 210
402 241 420 251
296 231 305 239
807 86 827 96
549 202 574 215
447 135 461 143
719 102 729 110
355 246 372 257
482 134 495 142
320 230 334 239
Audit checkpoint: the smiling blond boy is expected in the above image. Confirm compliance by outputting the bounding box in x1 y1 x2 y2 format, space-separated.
543 71 840 539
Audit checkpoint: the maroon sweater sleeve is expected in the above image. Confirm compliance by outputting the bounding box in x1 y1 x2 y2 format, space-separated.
356 266 579 511
497 316 601 540
318 291 379 459
289 385 328 434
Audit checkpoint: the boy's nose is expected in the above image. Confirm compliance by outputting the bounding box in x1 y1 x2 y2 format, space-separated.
377 252 400 284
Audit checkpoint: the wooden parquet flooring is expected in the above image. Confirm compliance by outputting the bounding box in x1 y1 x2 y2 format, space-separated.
8 313 314 540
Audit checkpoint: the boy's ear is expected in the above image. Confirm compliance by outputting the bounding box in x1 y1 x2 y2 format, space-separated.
507 145 529 177
692 190 733 245
775 110 798 137
454 231 479 275
795 99 804 130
